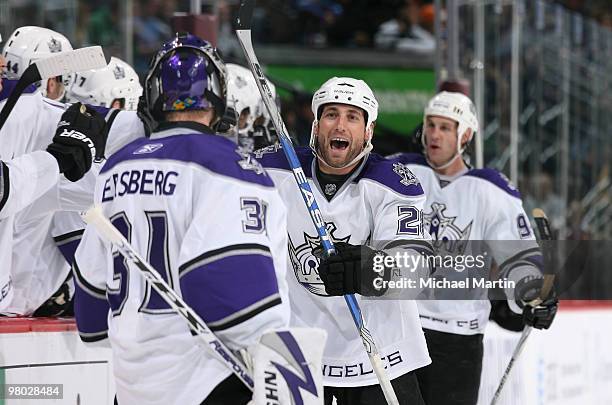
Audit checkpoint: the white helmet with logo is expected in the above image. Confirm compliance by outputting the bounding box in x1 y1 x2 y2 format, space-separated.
422 91 479 168
225 63 278 151
310 77 379 167
67 57 142 110
2 26 73 80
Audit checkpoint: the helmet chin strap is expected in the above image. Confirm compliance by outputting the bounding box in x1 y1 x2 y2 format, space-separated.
426 151 462 170
424 132 467 171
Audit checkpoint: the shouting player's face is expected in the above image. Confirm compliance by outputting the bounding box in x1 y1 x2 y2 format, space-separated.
315 104 368 173
424 115 464 167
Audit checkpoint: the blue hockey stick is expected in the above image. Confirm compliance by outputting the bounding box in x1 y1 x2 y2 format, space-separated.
235 2 399 403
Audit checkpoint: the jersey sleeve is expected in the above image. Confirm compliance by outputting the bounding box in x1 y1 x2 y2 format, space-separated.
369 179 434 297
52 211 86 265
0 151 60 219
105 111 146 157
177 175 289 351
482 186 544 312
72 222 111 343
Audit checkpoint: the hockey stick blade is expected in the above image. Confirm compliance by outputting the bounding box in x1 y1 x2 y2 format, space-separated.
235 2 399 404
0 46 106 132
82 206 254 391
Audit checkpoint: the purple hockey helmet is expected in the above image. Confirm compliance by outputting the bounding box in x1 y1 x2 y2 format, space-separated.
144 32 227 122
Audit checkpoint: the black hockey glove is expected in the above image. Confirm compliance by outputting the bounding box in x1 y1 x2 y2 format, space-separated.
32 279 74 317
317 242 392 297
46 103 107 182
514 276 558 330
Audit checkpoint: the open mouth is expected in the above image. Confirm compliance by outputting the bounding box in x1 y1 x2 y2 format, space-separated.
330 137 350 151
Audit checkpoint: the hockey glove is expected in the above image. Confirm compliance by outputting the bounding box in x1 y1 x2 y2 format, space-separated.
514 276 558 330
317 242 392 297
47 103 107 182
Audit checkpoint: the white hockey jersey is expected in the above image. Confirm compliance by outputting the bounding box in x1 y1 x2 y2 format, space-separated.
255 145 432 387
393 153 543 335
73 123 290 404
0 81 145 313
0 81 61 311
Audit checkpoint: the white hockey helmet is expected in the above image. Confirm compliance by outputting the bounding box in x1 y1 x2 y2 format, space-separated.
2 26 73 80
225 63 278 151
423 91 479 150
310 77 379 167
67 57 143 110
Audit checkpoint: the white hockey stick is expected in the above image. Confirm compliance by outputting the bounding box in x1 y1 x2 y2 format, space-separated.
235 2 399 403
0 46 106 131
82 205 255 391
490 208 555 405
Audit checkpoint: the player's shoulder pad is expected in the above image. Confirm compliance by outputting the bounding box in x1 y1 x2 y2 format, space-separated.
464 168 521 198
357 153 425 197
101 133 275 187
386 152 430 168
253 144 314 177
0 79 38 102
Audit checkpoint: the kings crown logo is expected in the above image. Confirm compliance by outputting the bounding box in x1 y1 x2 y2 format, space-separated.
424 202 473 256
393 162 418 187
47 38 62 53
288 222 350 296
113 64 126 80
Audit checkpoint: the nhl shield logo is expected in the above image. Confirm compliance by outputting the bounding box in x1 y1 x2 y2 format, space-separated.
288 222 350 296
47 38 63 53
324 183 336 196
393 162 418 187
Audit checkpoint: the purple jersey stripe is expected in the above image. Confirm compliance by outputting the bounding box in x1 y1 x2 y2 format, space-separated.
465 168 522 198
73 282 109 338
180 253 280 329
390 152 429 167
101 132 274 188
357 152 425 197
72 261 108 338
255 145 314 176
0 79 37 102
54 230 84 265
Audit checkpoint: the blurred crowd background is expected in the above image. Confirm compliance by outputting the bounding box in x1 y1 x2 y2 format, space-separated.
0 0 610 296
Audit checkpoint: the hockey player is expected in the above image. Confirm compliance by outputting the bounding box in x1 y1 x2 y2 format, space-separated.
33 57 144 316
392 91 558 404
72 33 294 404
2 26 73 101
223 63 278 152
0 98 107 311
0 27 144 315
66 56 142 110
254 77 432 404
1 28 108 314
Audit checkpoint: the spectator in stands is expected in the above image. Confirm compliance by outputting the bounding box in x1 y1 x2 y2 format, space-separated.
86 1 121 57
374 0 435 53
523 172 565 232
217 0 242 59
295 0 343 47
133 0 172 75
